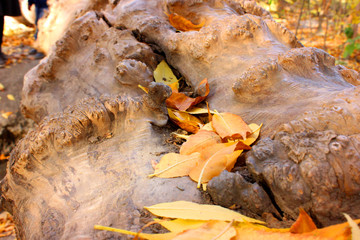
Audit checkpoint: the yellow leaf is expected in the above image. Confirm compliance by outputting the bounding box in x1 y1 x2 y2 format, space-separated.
201 123 214 131
233 224 319 240
184 107 216 115
138 84 149 93
172 220 236 240
144 201 264 224
0 83 4 91
7 94 15 101
149 152 201 178
180 130 221 155
158 219 207 233
344 213 360 240
94 225 176 240
154 60 179 90
239 123 262 146
168 108 203 133
1 112 13 119
212 112 251 140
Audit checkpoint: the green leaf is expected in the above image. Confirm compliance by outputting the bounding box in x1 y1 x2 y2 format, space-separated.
343 43 356 58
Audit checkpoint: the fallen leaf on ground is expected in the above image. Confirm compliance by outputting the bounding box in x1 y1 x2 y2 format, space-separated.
180 130 221 155
149 152 202 178
212 112 251 140
166 13 205 32
184 107 216 115
239 123 262 146
0 83 4 91
344 213 360 240
166 78 209 111
154 60 179 91
144 201 264 224
0 154 10 160
168 108 203 133
1 112 13 119
94 225 176 240
157 218 207 233
289 208 317 233
189 142 249 187
172 220 236 240
7 94 15 101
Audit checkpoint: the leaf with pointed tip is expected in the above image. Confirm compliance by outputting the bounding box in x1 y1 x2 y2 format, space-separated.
290 208 317 233
343 214 360 240
212 112 251 140
168 108 203 133
239 123 262 146
144 201 264 224
180 130 221 155
166 79 209 111
94 225 176 240
154 60 179 90
149 152 201 178
172 220 236 240
158 219 207 233
189 142 249 187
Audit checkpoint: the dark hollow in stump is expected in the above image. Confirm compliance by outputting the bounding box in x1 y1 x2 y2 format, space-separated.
1 0 360 238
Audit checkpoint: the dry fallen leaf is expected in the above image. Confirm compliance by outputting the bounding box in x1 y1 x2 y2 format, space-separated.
168 108 203 133
166 13 205 32
290 208 317 234
189 142 249 187
166 78 209 111
157 218 207 233
344 213 360 240
154 60 179 91
149 152 202 178
1 112 13 119
172 220 236 240
0 154 10 161
239 123 262 146
7 94 15 101
94 225 176 240
180 130 221 155
144 201 264 224
0 83 5 91
212 112 252 140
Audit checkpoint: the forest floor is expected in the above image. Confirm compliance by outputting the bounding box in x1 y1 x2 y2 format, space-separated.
275 17 360 72
0 13 359 239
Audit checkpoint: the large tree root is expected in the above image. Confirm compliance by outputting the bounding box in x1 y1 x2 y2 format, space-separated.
1 0 360 238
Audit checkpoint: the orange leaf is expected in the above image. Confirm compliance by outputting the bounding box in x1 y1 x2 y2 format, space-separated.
290 208 317 234
172 221 236 240
167 13 205 32
0 154 10 161
168 108 203 133
180 130 221 155
1 112 13 119
212 112 251 140
309 219 360 240
166 79 209 111
189 142 248 187
149 152 202 178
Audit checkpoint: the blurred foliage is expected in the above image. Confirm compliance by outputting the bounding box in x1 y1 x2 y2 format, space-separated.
256 0 360 71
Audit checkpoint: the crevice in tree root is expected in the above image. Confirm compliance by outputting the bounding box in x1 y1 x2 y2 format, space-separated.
257 179 285 220
95 11 113 28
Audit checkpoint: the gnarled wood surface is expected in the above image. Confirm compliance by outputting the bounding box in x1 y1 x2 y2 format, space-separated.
2 0 360 238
